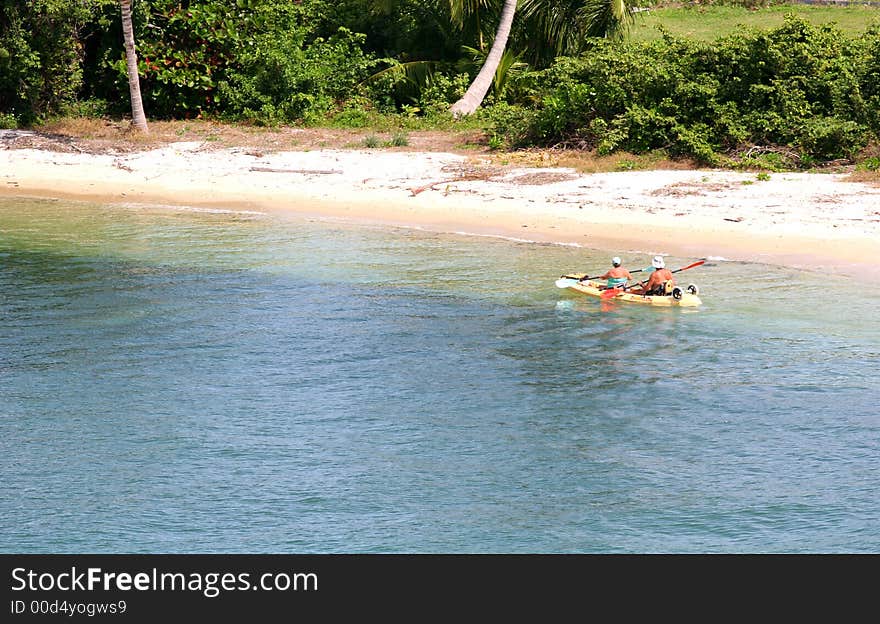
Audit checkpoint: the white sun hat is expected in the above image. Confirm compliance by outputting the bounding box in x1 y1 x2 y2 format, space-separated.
652 255 665 269
612 257 621 266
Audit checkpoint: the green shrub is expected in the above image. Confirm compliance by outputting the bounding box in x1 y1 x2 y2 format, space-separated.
856 156 880 172
90 2 378 123
390 131 409 146
0 112 17 129
482 102 539 148
797 117 868 160
493 16 879 167
215 25 375 124
0 0 100 125
418 71 470 116
330 97 376 128
60 98 109 119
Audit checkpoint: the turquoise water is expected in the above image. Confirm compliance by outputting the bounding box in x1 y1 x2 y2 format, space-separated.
1 196 879 553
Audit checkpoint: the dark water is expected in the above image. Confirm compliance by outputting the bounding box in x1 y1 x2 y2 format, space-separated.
1 197 878 553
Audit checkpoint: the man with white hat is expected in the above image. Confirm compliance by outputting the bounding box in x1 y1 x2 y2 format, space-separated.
595 256 632 289
633 255 675 296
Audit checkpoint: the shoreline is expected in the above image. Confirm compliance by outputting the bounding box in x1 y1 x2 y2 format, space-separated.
2 137 879 281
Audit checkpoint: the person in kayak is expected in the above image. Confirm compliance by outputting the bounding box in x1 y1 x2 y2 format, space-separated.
591 256 632 288
632 256 674 295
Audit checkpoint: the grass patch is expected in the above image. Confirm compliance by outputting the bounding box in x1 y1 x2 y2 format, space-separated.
390 132 409 147
362 134 382 148
631 4 880 41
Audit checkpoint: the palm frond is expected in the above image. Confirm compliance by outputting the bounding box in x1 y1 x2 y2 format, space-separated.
447 0 497 27
360 60 439 89
519 0 588 53
580 0 636 41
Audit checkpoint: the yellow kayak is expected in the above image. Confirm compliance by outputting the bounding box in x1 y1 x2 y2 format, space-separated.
559 274 703 307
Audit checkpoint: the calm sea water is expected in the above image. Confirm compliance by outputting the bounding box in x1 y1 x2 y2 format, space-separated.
1 196 878 553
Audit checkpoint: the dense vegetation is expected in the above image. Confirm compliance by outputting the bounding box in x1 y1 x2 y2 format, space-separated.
2 0 879 169
493 19 880 168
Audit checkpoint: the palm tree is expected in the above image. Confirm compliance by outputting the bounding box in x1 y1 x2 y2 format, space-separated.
450 0 637 116
449 0 517 117
120 0 148 133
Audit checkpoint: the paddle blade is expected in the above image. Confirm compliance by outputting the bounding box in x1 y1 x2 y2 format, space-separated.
676 260 705 273
556 278 578 288
600 287 623 299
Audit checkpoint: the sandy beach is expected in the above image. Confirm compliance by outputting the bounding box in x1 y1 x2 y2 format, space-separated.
2 129 879 281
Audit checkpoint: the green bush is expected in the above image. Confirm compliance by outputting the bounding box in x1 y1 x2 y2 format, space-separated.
0 0 105 125
856 156 880 172
220 26 375 124
329 100 374 128
482 102 539 148
0 112 18 129
797 117 868 160
59 98 109 119
83 2 377 123
418 71 471 116
493 16 879 166
390 131 409 146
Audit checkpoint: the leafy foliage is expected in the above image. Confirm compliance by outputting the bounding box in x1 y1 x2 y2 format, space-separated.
101 2 376 123
0 0 111 124
487 16 879 165
216 26 376 125
1 2 878 168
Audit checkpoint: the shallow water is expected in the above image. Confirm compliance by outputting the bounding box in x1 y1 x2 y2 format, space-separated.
1 196 878 553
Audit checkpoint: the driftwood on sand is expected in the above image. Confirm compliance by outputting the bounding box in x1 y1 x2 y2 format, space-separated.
409 164 501 196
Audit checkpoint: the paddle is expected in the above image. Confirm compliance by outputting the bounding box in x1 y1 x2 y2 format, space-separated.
556 267 647 289
555 274 600 288
600 260 705 299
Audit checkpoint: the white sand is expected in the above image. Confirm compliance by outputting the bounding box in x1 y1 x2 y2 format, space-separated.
2 134 879 280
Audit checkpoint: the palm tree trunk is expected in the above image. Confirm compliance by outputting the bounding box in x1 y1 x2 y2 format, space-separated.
450 0 517 118
121 0 148 133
